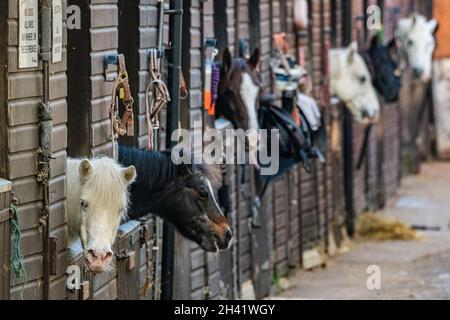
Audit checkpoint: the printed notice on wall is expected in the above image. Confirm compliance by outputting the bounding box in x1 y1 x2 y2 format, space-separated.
52 0 63 64
19 0 39 69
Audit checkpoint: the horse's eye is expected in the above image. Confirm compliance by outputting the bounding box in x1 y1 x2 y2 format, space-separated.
198 189 209 200
359 76 367 83
407 39 414 47
80 200 89 209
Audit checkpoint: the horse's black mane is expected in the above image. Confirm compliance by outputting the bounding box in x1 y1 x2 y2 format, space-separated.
215 57 247 71
118 145 177 192
118 144 219 192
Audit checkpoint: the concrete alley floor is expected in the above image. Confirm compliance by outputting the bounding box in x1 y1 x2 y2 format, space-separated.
271 161 450 300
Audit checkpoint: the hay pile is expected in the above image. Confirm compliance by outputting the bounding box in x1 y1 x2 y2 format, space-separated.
357 213 423 241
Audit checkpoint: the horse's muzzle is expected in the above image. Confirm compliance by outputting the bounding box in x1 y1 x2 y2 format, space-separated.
85 249 113 273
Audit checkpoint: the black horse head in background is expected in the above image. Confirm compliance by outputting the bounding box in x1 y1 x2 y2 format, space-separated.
364 36 402 103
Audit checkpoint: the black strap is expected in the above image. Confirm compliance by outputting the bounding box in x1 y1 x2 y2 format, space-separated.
356 124 373 170
415 82 432 140
259 180 270 198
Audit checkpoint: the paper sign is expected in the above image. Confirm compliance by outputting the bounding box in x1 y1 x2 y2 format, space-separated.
52 0 63 63
19 0 39 69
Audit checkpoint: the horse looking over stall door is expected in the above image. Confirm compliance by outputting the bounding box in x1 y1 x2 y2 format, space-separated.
118 145 233 253
397 14 438 82
67 158 137 273
216 48 261 130
215 48 261 165
329 42 381 123
363 36 403 103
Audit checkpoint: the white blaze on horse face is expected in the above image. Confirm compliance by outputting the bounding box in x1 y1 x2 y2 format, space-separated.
67 158 136 273
240 72 260 165
206 179 223 215
329 43 380 123
240 73 260 131
397 15 437 81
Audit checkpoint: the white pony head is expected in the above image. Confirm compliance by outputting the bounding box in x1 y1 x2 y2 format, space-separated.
397 14 438 81
329 42 380 123
68 157 136 273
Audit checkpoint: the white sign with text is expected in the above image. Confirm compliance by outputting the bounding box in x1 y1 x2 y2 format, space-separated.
19 0 39 69
52 0 63 63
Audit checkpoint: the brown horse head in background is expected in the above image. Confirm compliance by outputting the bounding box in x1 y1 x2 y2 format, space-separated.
216 48 262 130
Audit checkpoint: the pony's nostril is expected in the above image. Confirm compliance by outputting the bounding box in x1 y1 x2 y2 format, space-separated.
87 249 96 259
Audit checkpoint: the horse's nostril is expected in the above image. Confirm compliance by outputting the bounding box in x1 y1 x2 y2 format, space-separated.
87 249 96 258
361 109 369 119
413 67 423 77
225 229 233 242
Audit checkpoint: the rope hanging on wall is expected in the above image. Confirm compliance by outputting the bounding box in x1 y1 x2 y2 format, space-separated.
10 205 27 300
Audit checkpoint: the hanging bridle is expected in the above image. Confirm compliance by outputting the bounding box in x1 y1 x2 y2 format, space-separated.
110 54 135 159
145 49 171 150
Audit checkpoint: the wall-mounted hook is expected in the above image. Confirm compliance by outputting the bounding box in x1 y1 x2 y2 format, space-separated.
147 48 165 60
104 53 119 82
204 38 218 61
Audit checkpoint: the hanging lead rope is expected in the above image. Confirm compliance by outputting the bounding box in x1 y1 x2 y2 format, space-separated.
145 49 171 150
110 54 135 160
140 224 153 297
10 205 27 300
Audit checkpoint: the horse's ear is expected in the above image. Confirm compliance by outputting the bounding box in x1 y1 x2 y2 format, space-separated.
178 163 194 177
122 166 137 184
412 14 417 26
79 160 93 181
329 51 341 80
223 48 232 73
396 18 412 37
248 48 261 70
348 42 358 63
387 38 400 61
369 36 379 51
428 19 439 36
387 38 397 50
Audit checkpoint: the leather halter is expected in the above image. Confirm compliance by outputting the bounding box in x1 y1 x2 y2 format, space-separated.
110 54 135 159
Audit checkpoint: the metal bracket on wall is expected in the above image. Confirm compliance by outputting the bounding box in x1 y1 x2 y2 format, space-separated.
164 9 183 15
0 208 11 224
104 53 119 82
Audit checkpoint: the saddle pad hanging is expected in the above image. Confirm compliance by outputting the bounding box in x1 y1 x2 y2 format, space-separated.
297 92 322 131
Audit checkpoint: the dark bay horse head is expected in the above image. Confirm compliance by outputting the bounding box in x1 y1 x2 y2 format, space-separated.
364 36 402 103
216 47 262 130
118 145 232 252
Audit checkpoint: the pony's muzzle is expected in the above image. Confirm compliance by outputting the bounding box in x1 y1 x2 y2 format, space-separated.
85 249 113 273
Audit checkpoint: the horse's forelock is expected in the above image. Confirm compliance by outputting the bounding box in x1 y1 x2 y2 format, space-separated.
82 158 131 213
195 163 222 188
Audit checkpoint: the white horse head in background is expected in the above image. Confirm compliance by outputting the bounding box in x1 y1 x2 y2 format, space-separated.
329 42 380 123
397 14 438 81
